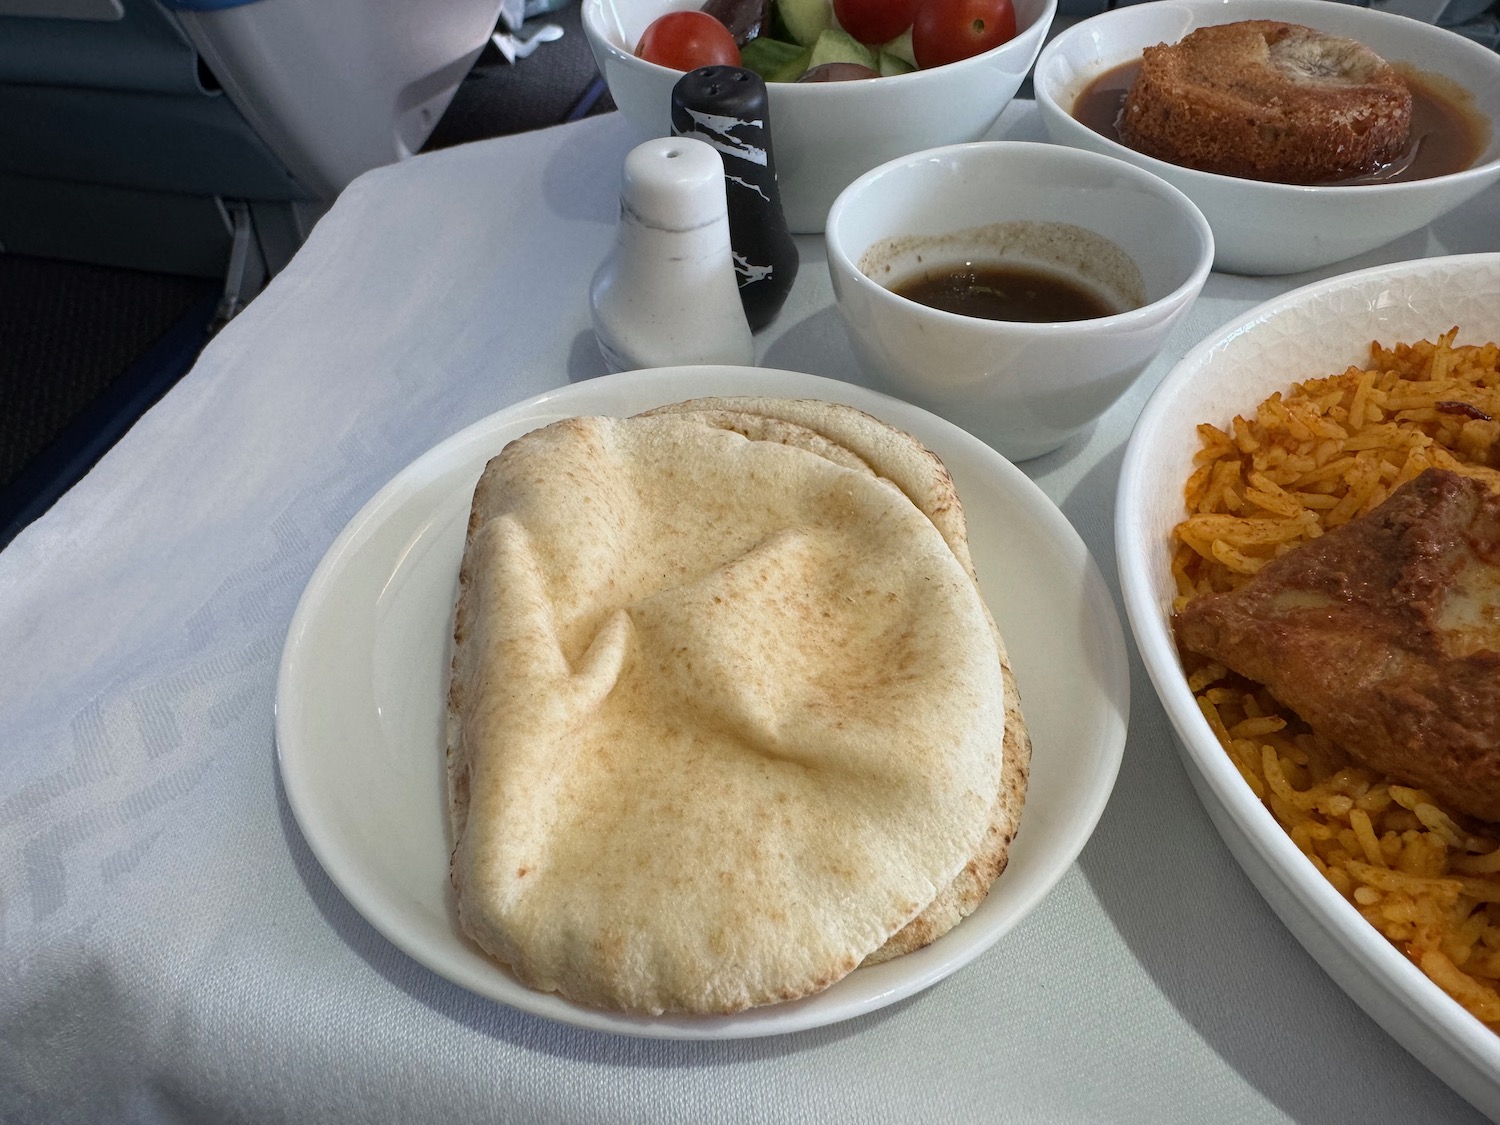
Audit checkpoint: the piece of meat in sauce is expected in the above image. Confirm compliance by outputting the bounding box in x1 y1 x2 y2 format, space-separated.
1175 467 1500 822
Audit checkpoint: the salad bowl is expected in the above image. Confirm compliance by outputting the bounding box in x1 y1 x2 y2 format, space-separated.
583 0 1056 233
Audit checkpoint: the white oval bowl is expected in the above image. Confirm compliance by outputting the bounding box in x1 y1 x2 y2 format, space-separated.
1117 253 1500 1117
583 0 1056 233
825 140 1212 461
1033 0 1500 276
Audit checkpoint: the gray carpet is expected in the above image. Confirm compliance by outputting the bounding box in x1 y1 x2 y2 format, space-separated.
0 257 217 489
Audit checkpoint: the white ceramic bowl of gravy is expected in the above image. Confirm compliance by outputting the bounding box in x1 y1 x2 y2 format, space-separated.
824 140 1212 461
1033 0 1500 276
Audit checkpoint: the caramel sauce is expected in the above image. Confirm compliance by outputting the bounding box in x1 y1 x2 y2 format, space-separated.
891 262 1118 322
1071 59 1488 185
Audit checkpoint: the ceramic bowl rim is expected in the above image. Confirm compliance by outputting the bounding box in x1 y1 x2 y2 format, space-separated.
1115 251 1500 1110
581 0 1059 96
823 140 1215 337
1032 0 1500 199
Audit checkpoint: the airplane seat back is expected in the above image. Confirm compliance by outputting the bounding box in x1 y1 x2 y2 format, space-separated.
0 0 503 294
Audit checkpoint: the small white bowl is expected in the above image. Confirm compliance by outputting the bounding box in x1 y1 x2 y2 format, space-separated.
582 0 1056 234
824 140 1213 462
1117 253 1500 1118
1034 0 1500 276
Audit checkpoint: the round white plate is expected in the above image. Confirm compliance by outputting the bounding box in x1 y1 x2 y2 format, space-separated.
275 366 1129 1039
1117 254 1500 1116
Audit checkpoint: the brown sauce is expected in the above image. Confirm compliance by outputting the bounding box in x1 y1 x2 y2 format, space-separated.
1071 59 1488 185
891 262 1117 322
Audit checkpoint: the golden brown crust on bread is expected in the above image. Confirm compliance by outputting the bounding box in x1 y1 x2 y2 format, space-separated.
1118 20 1413 184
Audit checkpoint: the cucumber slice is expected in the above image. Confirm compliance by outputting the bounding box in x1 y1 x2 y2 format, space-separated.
775 0 833 48
771 48 817 81
741 35 813 82
806 27 876 71
880 28 915 67
876 49 915 77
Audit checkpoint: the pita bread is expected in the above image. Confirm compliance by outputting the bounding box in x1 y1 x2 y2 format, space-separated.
446 400 1025 1013
644 399 1032 965
641 397 979 580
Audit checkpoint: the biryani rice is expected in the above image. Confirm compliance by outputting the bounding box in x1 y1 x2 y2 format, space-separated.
1172 329 1500 1030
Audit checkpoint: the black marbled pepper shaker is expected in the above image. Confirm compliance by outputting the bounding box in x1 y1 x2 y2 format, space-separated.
671 65 799 333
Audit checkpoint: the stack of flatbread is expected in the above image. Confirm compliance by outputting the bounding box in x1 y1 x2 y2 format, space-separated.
445 397 1029 1015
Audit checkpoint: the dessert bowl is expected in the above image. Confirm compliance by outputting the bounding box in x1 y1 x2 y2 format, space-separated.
824 140 1212 461
1033 0 1500 275
582 0 1056 233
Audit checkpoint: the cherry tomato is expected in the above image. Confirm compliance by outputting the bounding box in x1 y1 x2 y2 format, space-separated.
832 0 918 46
635 10 742 71
911 0 1016 68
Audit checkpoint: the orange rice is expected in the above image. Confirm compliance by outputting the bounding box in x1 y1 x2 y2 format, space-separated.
1172 329 1500 1029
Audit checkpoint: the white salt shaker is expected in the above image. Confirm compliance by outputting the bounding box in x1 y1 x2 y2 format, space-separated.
590 136 755 373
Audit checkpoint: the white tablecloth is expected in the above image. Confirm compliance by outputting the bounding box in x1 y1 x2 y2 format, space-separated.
4 101 1499 1125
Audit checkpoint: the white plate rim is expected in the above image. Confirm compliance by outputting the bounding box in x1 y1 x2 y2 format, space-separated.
275 366 1129 1039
